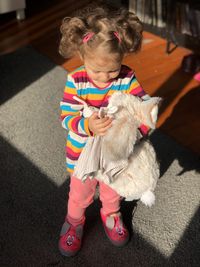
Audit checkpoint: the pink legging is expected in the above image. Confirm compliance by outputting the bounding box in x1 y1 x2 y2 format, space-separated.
67 175 121 225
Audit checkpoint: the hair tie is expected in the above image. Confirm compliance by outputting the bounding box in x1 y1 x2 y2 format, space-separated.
83 32 121 43
83 32 95 43
113 32 121 43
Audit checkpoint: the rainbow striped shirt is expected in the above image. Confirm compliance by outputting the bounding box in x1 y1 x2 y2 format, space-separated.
60 65 149 173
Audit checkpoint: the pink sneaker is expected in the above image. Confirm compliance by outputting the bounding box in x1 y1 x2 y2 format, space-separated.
58 220 84 257
100 210 129 247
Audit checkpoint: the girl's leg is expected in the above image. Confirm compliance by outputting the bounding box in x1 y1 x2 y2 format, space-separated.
99 181 129 247
59 176 97 257
99 181 121 216
67 175 98 224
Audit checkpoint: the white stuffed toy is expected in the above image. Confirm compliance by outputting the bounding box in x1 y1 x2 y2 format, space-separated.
73 92 162 207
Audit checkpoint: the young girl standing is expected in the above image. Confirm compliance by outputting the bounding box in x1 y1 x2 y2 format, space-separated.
59 6 149 257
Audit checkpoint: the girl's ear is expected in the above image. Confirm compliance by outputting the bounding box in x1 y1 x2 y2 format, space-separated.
140 97 162 129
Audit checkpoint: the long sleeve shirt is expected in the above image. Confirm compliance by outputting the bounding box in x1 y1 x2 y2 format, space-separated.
60 65 149 173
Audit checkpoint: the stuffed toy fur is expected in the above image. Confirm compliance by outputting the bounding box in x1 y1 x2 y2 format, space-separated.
73 92 162 207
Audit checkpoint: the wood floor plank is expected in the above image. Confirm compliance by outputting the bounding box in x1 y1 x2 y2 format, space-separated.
0 0 92 54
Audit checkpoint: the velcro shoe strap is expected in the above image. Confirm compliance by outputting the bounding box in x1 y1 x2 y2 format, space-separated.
106 216 115 230
106 213 123 230
76 225 83 239
60 221 70 236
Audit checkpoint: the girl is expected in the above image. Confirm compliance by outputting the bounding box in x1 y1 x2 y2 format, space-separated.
58 6 149 257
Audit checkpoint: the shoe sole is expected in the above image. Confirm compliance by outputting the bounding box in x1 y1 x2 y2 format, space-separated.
58 244 80 257
102 226 130 247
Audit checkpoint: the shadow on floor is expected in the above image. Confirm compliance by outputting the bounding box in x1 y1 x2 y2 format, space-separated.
161 86 200 157
0 47 56 105
0 135 167 267
150 129 200 178
1 134 200 267
150 86 200 177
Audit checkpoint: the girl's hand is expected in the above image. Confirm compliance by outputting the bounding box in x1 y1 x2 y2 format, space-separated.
88 112 112 136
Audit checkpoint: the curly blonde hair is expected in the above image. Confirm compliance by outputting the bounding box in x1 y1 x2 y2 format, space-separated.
59 6 143 59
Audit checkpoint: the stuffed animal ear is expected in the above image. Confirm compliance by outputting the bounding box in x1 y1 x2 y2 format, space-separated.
107 106 118 115
140 97 162 129
98 106 118 118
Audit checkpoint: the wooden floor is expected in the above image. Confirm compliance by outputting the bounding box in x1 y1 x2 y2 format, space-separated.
1 0 200 155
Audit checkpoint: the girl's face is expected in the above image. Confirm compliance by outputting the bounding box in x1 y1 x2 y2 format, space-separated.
84 52 122 86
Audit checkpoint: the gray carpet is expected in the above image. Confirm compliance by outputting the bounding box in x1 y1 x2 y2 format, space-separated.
0 47 200 267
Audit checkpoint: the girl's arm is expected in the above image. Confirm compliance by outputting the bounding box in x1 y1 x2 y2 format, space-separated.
60 75 92 136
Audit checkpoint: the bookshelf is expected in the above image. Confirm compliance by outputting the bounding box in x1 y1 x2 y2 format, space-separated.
129 0 200 54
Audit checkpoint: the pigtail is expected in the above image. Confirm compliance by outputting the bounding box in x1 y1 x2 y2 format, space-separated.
115 10 143 53
59 17 88 58
86 8 110 33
